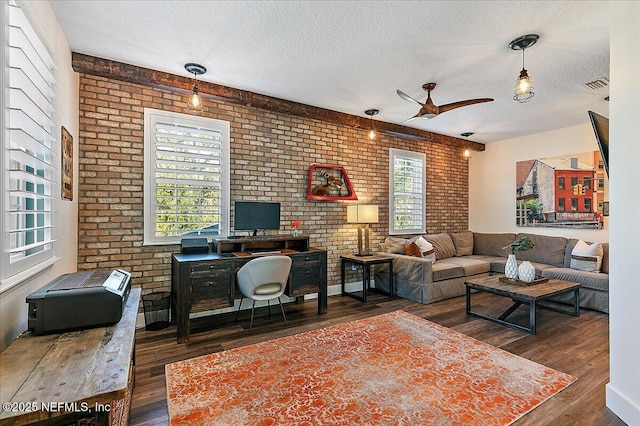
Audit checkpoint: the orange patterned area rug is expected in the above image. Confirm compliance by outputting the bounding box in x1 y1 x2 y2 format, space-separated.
165 311 575 425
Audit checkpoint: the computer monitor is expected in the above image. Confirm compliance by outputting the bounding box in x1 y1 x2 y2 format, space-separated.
233 201 281 236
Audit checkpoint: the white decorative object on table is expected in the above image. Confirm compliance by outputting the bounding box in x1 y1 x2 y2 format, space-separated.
518 260 536 283
505 254 519 280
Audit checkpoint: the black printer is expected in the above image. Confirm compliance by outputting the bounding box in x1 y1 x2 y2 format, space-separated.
26 269 131 335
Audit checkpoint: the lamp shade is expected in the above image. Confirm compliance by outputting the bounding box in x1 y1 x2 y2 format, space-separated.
347 205 379 224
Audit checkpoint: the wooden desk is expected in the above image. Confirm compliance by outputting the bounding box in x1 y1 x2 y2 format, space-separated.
172 236 327 343
0 288 140 426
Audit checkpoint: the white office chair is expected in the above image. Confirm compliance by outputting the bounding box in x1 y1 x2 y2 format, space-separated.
235 256 292 332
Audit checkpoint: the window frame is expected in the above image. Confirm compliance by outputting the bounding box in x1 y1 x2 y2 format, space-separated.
143 108 230 246
558 198 565 211
388 148 426 235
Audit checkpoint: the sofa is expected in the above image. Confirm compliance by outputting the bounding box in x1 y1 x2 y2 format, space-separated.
374 231 609 313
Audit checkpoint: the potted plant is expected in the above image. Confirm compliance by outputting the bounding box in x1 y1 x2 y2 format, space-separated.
502 237 535 281
503 236 535 254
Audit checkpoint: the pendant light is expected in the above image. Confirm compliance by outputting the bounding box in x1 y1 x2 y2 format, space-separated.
509 34 539 103
364 109 379 140
185 63 207 113
461 132 474 159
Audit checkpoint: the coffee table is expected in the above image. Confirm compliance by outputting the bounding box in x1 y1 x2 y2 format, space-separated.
465 275 580 335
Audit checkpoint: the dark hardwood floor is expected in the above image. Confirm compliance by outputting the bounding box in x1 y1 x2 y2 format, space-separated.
130 292 626 425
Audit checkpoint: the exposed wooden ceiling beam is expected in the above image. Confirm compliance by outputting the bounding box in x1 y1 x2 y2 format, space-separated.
72 53 485 152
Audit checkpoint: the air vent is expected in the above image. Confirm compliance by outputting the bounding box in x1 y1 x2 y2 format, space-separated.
585 77 609 90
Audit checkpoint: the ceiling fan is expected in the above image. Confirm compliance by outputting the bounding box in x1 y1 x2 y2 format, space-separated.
397 82 494 120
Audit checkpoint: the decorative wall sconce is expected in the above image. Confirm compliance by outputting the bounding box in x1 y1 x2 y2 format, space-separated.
185 63 207 113
364 109 379 140
347 204 379 256
509 34 539 103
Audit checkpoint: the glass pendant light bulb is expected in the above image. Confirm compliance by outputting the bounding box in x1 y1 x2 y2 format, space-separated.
464 149 470 158
364 108 379 141
187 84 204 113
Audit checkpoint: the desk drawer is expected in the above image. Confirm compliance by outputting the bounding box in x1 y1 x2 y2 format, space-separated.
292 253 322 265
191 261 233 276
190 275 233 312
289 264 321 296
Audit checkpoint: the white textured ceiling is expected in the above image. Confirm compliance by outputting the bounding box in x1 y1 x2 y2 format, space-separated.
50 0 610 144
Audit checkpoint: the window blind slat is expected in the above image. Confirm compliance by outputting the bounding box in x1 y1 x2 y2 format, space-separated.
9 128 56 157
9 109 55 147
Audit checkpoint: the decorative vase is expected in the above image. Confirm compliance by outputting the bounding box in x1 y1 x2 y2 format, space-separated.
518 260 536 283
292 228 299 237
505 254 518 280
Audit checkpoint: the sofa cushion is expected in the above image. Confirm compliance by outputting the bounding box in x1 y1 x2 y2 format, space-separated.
442 257 490 276
431 262 464 282
601 243 609 274
425 233 457 260
541 268 609 292
450 231 474 256
404 242 422 258
570 240 603 272
473 233 516 257
515 233 567 268
382 236 408 254
487 257 554 275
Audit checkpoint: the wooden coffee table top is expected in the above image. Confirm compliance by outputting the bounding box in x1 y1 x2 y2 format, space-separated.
465 275 580 301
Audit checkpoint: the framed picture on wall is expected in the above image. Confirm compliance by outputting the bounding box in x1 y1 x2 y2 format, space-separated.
61 126 73 201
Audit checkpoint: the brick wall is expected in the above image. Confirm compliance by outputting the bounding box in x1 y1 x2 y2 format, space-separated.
77 74 469 295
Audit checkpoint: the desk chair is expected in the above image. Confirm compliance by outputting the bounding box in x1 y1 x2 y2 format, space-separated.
235 256 292 332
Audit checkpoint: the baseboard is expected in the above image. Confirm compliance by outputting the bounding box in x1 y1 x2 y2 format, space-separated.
606 382 640 425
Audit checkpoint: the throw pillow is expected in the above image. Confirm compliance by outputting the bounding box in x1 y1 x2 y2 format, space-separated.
404 242 423 258
425 233 457 260
450 231 474 256
414 236 436 263
570 240 603 273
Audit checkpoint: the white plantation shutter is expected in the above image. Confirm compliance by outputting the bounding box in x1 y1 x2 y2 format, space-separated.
144 109 230 245
4 2 57 280
389 148 426 235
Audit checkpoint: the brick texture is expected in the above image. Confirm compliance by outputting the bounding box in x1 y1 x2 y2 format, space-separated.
77 74 469 296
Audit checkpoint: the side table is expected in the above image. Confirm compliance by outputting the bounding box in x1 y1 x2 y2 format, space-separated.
340 254 394 302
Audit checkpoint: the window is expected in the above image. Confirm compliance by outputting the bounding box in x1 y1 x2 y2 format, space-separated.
389 148 426 235
558 176 565 189
143 109 230 245
571 198 578 211
584 198 592 212
558 198 565 211
583 177 591 189
570 176 578 187
2 2 57 286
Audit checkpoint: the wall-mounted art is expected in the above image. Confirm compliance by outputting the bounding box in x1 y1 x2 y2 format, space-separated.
61 126 73 201
515 151 608 229
306 164 357 201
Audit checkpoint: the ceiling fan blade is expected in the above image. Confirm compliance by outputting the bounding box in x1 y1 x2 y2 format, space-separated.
401 114 424 123
438 98 494 114
397 89 424 106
